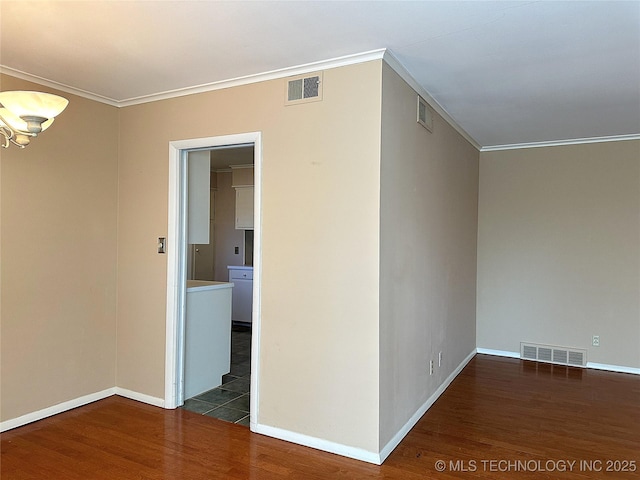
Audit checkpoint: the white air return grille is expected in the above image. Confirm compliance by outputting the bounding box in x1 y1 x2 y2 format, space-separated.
285 72 323 105
538 347 552 362
417 96 433 132
568 350 585 366
520 342 587 367
522 345 537 360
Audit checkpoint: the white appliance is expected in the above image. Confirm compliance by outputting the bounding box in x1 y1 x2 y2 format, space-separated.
227 266 253 324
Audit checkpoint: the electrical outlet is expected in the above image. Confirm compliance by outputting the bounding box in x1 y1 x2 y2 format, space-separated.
592 335 600 347
438 351 442 367
430 360 434 375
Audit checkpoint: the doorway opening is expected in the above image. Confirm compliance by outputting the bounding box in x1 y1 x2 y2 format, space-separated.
165 132 262 432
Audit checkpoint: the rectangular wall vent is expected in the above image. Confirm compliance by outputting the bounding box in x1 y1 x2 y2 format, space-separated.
285 72 323 105
520 342 587 367
417 96 433 132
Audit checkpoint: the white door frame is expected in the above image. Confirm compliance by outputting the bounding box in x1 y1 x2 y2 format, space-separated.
165 132 262 430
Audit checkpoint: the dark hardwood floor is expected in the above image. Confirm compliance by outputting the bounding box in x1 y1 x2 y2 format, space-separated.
2 355 639 479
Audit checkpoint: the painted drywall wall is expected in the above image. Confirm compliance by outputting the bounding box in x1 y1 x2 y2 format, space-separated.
477 141 640 369
0 75 119 421
378 63 479 448
214 171 245 280
116 61 382 452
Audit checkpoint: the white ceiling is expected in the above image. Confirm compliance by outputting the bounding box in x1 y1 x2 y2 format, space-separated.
1 1 639 149
210 145 254 170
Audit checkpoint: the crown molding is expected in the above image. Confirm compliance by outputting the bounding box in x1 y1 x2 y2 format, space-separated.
118 49 387 107
0 65 121 106
382 50 482 152
4 53 637 153
480 133 640 152
2 49 386 108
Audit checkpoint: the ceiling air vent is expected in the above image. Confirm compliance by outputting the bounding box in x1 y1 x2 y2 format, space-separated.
520 342 587 367
285 72 323 105
417 96 433 132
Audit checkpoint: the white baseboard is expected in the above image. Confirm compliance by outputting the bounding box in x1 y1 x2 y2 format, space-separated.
1 386 166 433
252 349 476 465
378 348 476 464
114 387 165 408
476 348 639 375
475 348 520 358
586 362 640 375
0 387 116 432
252 423 381 465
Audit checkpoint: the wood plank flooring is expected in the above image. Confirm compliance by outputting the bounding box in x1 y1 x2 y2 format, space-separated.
2 355 639 479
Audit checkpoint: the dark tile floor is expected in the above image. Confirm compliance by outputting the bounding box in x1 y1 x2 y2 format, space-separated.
182 325 251 426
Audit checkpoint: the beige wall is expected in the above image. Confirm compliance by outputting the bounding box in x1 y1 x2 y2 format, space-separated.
0 75 119 421
378 63 479 447
477 141 640 368
213 171 245 280
9 55 634 460
116 61 383 452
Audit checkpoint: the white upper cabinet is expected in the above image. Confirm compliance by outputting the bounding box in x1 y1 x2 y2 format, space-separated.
235 187 254 230
187 150 211 244
231 165 254 230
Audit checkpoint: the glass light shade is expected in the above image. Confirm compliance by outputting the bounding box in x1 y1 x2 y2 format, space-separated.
14 134 31 146
0 91 69 120
0 107 26 130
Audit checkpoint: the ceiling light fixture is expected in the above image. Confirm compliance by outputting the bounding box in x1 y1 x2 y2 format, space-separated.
0 91 69 149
